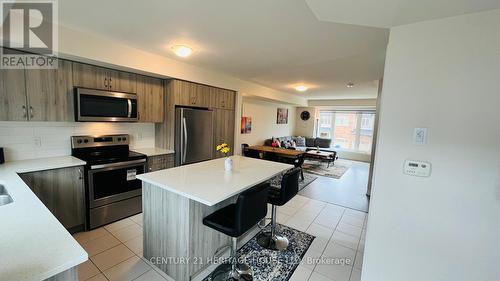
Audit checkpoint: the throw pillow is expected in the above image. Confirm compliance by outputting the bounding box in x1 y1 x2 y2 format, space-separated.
316 138 332 148
295 136 306 147
305 137 316 147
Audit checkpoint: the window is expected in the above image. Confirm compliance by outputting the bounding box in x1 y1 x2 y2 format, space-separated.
316 111 375 154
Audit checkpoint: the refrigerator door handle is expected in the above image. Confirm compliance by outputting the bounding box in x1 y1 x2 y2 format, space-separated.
182 117 188 164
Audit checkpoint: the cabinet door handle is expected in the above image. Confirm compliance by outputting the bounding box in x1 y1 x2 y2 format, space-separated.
22 105 27 119
29 106 34 119
78 168 83 180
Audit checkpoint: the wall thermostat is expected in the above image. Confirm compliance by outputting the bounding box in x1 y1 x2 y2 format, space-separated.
404 160 431 177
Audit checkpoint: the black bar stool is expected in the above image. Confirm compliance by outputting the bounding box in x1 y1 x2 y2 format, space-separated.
257 167 300 251
203 182 270 280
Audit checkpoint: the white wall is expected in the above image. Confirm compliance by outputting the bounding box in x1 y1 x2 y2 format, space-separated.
364 9 500 281
239 98 296 149
294 107 316 137
0 122 154 161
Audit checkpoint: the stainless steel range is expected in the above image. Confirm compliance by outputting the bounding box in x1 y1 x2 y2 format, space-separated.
71 134 146 230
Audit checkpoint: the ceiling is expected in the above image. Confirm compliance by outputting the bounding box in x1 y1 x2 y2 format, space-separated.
57 1 500 100
58 0 388 100
306 0 500 28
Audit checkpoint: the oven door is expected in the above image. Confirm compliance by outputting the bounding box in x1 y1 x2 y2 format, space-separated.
76 88 138 122
88 159 146 208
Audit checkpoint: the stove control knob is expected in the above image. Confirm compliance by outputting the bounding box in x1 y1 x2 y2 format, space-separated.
83 139 89 143
122 137 127 141
117 137 122 141
77 139 83 144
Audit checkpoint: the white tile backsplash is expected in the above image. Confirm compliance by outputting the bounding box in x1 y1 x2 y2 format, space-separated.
0 122 155 161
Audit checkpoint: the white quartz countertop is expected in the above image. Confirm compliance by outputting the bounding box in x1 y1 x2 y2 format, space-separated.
0 156 88 281
137 155 293 206
132 147 175 157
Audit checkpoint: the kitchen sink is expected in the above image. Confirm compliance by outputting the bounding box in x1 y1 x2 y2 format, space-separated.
0 185 13 206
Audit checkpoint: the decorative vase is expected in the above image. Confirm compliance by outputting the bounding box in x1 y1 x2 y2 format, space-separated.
224 157 233 172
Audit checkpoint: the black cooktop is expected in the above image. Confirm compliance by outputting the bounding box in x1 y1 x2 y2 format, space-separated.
72 145 146 166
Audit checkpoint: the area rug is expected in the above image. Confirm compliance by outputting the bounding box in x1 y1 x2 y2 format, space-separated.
302 160 349 179
269 170 317 191
299 173 318 191
202 224 315 281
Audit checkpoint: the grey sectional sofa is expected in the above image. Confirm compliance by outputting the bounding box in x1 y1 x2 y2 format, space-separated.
263 136 336 153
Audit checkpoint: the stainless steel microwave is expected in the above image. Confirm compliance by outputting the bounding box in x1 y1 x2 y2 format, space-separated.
75 88 138 122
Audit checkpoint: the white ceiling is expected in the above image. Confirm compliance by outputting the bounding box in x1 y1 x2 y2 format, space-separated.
306 0 500 28
58 0 389 100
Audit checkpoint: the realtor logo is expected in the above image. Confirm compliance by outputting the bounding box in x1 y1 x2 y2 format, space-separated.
1 0 58 69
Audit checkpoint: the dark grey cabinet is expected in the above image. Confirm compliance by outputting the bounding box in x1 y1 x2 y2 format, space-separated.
20 166 85 233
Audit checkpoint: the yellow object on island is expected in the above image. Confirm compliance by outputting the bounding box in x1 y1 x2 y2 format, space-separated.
216 143 231 154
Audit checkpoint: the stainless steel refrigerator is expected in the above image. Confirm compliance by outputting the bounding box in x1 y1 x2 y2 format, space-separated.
175 107 214 166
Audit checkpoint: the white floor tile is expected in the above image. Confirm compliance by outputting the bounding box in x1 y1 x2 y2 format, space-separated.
134 269 169 281
322 243 356 266
77 259 100 281
314 263 352 281
124 235 143 255
285 215 311 232
306 223 334 241
130 213 143 224
331 231 359 250
276 212 291 224
73 227 108 245
350 268 362 281
103 255 150 281
277 205 298 216
104 218 135 233
308 271 335 281
340 214 365 228
110 223 143 242
82 233 121 257
301 248 323 271
336 223 362 238
308 236 329 253
289 265 313 281
322 204 346 217
91 244 135 271
343 209 366 220
354 251 364 270
314 212 341 230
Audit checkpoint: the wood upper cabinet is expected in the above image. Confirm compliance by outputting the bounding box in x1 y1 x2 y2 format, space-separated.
137 75 164 123
72 62 136 93
25 59 74 121
20 166 86 233
0 68 28 121
108 69 137 93
210 88 235 110
171 79 210 108
213 109 235 158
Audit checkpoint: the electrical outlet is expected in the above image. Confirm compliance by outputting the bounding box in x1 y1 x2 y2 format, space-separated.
34 137 42 147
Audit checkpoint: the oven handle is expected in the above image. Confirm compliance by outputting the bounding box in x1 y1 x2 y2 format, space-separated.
90 158 146 170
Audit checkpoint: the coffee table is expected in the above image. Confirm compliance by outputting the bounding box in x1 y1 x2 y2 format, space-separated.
304 150 337 168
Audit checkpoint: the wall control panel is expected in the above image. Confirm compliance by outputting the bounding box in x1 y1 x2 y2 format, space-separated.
404 160 431 177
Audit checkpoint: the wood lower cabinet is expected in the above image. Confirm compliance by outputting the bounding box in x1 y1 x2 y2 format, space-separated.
20 166 85 233
25 59 74 121
147 154 175 172
213 109 235 158
137 75 164 122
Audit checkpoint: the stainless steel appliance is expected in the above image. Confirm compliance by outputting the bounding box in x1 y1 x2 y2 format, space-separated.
175 107 214 166
71 134 146 229
75 88 138 122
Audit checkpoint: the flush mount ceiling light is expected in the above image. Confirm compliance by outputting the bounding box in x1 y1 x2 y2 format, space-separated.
347 82 355 88
171 45 193 58
294 85 308 92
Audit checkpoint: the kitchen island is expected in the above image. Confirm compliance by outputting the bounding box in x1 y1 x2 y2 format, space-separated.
136 155 292 281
